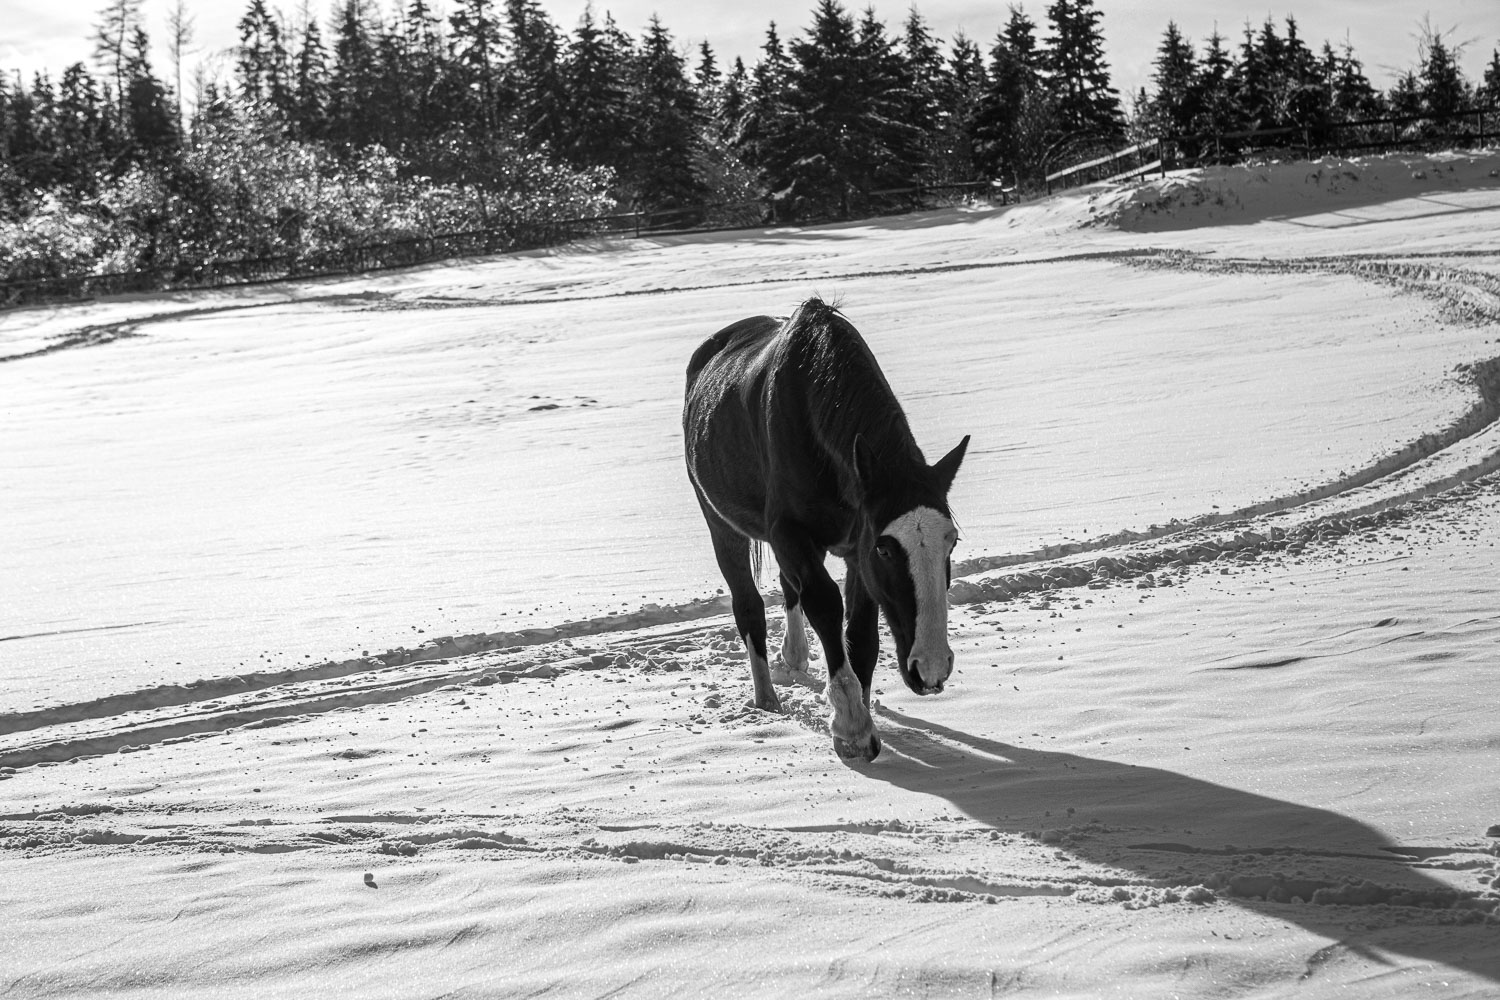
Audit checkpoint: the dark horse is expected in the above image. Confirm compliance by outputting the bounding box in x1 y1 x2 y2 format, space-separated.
683 298 970 761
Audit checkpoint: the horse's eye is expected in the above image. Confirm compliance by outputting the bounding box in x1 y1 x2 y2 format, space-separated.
874 538 896 561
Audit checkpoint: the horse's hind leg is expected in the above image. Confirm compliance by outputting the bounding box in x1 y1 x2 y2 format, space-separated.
772 572 814 686
704 516 779 712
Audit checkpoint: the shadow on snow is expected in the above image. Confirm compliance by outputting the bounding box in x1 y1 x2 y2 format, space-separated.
863 705 1500 986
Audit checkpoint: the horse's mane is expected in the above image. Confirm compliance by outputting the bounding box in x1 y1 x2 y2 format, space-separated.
783 298 927 484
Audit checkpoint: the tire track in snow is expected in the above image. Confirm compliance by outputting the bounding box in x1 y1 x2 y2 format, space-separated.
954 254 1500 579
7 250 1500 763
0 249 1159 362
6 472 1500 769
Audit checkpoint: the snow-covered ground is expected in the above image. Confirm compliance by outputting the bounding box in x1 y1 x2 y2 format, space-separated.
3 149 1499 998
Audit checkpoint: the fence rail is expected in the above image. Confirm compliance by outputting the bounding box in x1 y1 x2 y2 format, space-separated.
1045 140 1165 194
1043 106 1498 197
0 181 1001 311
1163 106 1496 169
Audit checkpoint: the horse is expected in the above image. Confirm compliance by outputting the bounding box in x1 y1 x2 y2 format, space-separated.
682 297 970 761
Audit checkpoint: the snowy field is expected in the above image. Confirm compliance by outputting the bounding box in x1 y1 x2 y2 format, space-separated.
3 149 1500 998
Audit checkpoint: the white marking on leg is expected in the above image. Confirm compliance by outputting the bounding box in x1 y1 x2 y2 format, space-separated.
772 603 818 688
827 666 876 752
882 505 957 692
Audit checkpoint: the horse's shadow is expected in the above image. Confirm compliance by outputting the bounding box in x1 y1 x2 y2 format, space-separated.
862 706 1499 984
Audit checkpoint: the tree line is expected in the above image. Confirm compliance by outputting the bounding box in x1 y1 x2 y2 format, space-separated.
1139 14 1500 151
3 0 1498 288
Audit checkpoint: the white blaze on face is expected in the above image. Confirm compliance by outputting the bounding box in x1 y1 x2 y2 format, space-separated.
882 505 956 690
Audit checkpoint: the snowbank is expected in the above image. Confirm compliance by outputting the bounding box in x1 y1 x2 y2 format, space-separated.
1091 147 1500 231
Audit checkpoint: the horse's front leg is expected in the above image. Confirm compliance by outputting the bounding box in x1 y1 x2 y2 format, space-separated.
843 562 879 708
771 523 879 761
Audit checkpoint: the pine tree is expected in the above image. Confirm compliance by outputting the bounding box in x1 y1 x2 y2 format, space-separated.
291 8 331 139
92 0 145 117
236 0 289 109
1042 0 1122 141
722 56 748 131
855 6 925 193
1149 21 1198 137
55 63 110 194
692 40 725 142
628 15 701 208
0 84 18 211
900 10 944 147
1281 16 1316 83
1417 21 1470 118
1388 70 1422 118
403 0 442 61
1331 38 1381 121
1232 20 1272 128
1003 5 1041 74
937 31 987 181
1482 48 1500 106
560 4 631 174
505 0 565 150
974 21 1054 182
694 41 721 101
1195 28 1238 136
399 0 445 138
690 41 759 216
329 0 378 146
370 16 413 149
449 0 503 136
1279 16 1327 128
773 1 921 217
9 74 61 193
124 24 179 162
779 0 863 216
735 22 792 178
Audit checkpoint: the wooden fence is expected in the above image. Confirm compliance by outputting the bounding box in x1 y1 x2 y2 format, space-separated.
1164 106 1495 168
0 181 1000 310
1043 106 1498 197
1045 140 1164 194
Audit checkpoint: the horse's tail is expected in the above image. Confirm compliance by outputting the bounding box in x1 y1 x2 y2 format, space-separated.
749 539 766 583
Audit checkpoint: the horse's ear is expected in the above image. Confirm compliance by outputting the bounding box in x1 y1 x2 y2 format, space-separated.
932 434 970 494
852 433 878 497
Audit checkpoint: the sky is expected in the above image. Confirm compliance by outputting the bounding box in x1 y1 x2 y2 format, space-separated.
1 0 1495 103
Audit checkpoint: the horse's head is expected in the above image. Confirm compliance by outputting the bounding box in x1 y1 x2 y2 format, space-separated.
852 433 970 696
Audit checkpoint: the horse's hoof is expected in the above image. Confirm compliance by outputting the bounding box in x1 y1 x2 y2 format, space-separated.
833 734 880 762
751 694 782 713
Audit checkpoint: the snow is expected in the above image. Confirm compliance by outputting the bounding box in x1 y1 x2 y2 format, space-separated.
3 148 1500 997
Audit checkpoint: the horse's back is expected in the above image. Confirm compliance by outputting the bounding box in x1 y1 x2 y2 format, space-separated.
685 314 782 388
685 300 881 545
